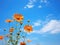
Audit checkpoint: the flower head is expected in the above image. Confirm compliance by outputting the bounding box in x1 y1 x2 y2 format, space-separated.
0 36 4 40
5 19 13 23
20 42 26 45
24 25 33 33
13 14 24 22
9 27 14 32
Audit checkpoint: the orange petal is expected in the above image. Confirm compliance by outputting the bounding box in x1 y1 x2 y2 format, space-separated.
5 19 13 23
13 14 24 22
0 36 4 40
24 25 33 33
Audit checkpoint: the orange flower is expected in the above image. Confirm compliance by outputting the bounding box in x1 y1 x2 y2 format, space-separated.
27 39 31 42
20 42 26 45
0 36 4 40
13 14 24 22
9 27 14 32
24 25 33 33
5 19 13 23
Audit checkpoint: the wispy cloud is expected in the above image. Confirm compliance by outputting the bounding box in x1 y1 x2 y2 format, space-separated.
40 20 60 34
24 0 36 9
32 20 60 34
38 5 42 8
33 20 41 27
24 0 49 9
24 4 34 8
40 0 48 3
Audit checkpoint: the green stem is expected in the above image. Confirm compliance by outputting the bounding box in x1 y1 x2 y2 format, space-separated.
10 33 14 45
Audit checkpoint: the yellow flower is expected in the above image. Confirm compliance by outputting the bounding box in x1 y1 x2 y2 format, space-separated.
0 36 4 40
13 14 24 22
24 25 33 33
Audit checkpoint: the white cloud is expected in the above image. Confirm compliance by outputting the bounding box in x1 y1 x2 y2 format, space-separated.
24 6 27 8
50 29 60 34
32 20 60 34
40 0 48 3
24 0 49 9
25 4 34 8
24 0 35 8
40 20 60 34
38 5 42 8
29 0 37 2
33 20 41 27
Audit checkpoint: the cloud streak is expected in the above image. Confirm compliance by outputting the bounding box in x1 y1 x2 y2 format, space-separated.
33 20 41 27
32 20 60 34
24 0 49 9
24 0 35 8
24 4 34 8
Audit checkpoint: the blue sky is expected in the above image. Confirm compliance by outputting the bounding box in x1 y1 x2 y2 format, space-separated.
0 0 60 45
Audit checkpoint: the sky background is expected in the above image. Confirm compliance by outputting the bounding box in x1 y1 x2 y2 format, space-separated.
0 0 60 45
